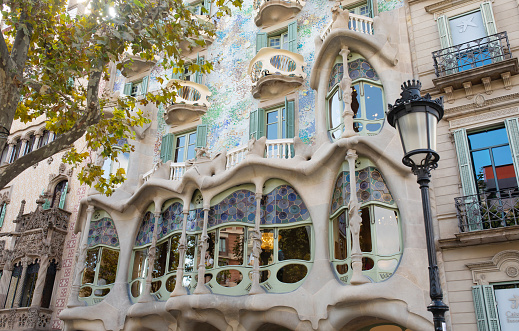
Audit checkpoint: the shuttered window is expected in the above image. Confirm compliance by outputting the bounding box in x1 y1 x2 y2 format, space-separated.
472 285 501 331
160 133 176 163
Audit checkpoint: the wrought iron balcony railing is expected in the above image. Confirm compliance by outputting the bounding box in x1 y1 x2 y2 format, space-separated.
455 188 519 233
432 31 512 77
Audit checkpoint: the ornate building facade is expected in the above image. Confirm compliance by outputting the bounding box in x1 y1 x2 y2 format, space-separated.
0 0 518 330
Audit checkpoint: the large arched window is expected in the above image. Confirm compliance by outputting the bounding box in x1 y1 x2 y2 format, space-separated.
330 160 402 283
50 180 68 209
79 210 120 305
129 201 184 302
327 54 385 140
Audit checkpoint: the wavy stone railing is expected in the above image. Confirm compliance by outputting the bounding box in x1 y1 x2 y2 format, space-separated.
166 80 211 107
248 48 306 87
143 139 294 181
321 12 374 40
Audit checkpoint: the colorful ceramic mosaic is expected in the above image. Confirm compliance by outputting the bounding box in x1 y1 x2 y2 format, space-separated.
261 185 310 225
135 211 155 247
377 0 404 13
348 59 379 81
186 208 204 232
87 217 120 248
158 202 184 240
328 63 344 91
208 190 256 229
331 167 395 215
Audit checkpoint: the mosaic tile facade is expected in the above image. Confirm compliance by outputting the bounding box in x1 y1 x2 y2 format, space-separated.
208 190 256 228
331 167 395 215
261 185 310 225
158 202 184 240
328 59 380 92
87 217 120 248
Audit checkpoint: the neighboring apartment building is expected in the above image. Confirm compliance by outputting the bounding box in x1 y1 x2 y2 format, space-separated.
0 0 517 331
408 0 519 330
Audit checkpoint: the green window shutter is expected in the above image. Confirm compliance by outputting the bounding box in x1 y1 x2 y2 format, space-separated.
160 133 175 163
285 98 295 139
0 203 6 227
287 21 298 53
453 129 477 197
196 125 208 148
141 76 149 95
366 0 373 18
436 15 453 49
249 109 265 139
43 199 51 210
195 54 204 85
505 118 519 186
256 32 267 53
123 82 133 96
58 181 68 209
203 0 211 14
473 285 501 331
480 2 497 36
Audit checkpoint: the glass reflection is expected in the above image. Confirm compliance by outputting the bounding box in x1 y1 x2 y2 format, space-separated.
153 242 168 278
374 207 399 255
218 227 244 267
98 248 119 285
276 264 307 283
184 235 196 273
364 84 383 120
333 211 348 260
329 90 342 130
278 226 311 261
359 207 372 252
83 249 98 284
168 234 181 272
216 269 243 287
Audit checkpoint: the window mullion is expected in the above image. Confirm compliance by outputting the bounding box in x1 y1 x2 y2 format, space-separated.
94 248 102 286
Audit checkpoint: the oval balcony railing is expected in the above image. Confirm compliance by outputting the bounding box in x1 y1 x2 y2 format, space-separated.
143 139 295 182
249 48 306 87
166 79 211 107
321 13 374 41
253 0 306 27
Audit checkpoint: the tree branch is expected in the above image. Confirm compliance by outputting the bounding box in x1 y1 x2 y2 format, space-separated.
11 11 32 71
0 30 10 69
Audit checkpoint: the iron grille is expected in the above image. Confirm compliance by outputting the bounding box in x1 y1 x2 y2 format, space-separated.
432 32 512 77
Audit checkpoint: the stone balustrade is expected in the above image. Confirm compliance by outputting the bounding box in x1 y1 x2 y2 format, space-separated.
321 13 374 41
166 80 211 108
248 48 306 88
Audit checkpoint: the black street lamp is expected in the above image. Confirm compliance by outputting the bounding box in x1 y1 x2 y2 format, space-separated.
387 80 449 331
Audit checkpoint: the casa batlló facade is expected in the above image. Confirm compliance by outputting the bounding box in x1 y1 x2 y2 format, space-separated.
0 0 518 330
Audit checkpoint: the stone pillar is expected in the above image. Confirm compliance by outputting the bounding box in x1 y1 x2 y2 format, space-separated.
30 253 49 307
19 138 28 157
13 257 30 308
0 259 14 309
346 149 369 285
6 143 14 163
249 191 265 295
194 206 210 294
33 134 41 150
339 47 358 138
171 209 189 297
67 205 95 308
138 210 161 303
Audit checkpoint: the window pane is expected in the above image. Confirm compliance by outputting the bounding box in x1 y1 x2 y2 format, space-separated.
176 136 186 149
329 90 342 130
118 152 130 174
184 235 197 273
374 207 400 255
153 241 168 278
282 32 289 50
448 11 486 47
83 249 99 284
267 110 278 124
278 226 311 261
471 149 494 192
359 207 372 252
20 262 39 307
352 85 360 118
492 145 517 190
5 265 22 308
282 107 286 139
39 131 50 148
169 234 181 272
257 229 274 266
175 147 185 163
187 144 196 160
218 227 245 267
364 84 384 121
131 249 148 280
98 248 119 285
468 128 509 150
188 132 197 145
269 37 280 49
267 123 278 140
333 211 348 260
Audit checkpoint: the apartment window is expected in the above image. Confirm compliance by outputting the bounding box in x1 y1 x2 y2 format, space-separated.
256 21 297 53
0 144 9 165
9 139 22 163
19 261 39 308
22 134 35 156
468 127 517 195
249 99 295 140
123 76 149 97
172 55 205 85
38 130 51 148
4 263 22 308
174 131 197 163
0 202 7 227
473 282 519 331
349 1 372 17
189 0 211 15
160 125 207 163
50 180 69 209
327 54 384 140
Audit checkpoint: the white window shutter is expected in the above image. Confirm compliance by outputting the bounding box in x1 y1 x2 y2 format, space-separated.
504 118 519 187
480 2 498 36
436 15 453 49
453 129 477 196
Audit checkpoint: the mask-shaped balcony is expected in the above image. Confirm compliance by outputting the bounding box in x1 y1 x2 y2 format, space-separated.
164 80 212 127
119 53 157 78
248 47 306 99
253 0 306 27
179 15 215 55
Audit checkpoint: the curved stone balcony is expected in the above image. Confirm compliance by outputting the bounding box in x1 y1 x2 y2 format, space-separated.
163 80 211 126
253 0 306 27
120 53 157 77
248 48 306 99
320 12 374 41
179 15 214 55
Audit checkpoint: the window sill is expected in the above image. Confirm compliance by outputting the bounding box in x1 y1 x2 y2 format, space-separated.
438 225 519 248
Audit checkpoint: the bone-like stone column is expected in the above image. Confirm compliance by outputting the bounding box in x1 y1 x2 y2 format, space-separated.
249 191 266 295
138 209 161 303
0 259 14 308
340 47 358 138
171 209 189 297
67 205 95 308
194 206 211 294
13 257 30 308
30 253 49 307
346 149 369 285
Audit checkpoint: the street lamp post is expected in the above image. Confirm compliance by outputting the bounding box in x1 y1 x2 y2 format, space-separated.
387 80 449 331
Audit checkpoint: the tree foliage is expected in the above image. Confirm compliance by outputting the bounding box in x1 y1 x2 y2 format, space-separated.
0 0 242 194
